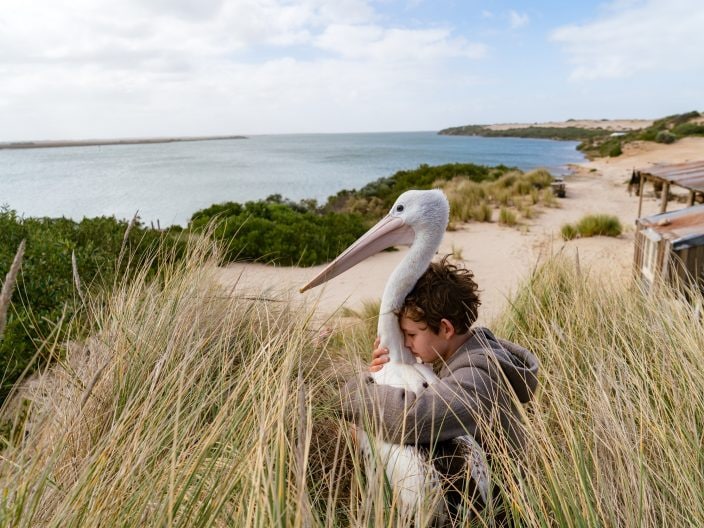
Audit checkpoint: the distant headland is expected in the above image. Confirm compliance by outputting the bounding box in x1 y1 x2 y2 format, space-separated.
438 118 653 136
0 134 247 151
439 113 703 158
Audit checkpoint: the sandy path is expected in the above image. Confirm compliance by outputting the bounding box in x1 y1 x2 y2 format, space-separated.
215 137 704 326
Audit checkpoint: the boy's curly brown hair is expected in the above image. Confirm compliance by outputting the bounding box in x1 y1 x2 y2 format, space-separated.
398 256 481 334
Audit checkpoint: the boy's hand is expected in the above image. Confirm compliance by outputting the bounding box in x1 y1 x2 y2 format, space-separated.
370 336 389 372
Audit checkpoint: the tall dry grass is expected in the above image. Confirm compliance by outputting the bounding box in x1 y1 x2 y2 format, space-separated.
491 258 704 526
440 169 556 225
1 237 703 527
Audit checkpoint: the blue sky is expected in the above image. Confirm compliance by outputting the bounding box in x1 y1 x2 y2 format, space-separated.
0 0 702 140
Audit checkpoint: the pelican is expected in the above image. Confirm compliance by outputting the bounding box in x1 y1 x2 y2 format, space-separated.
301 189 488 522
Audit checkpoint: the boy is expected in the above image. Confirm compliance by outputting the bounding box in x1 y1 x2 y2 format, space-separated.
342 257 539 517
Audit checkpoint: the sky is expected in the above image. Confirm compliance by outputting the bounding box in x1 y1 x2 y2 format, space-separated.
0 0 702 141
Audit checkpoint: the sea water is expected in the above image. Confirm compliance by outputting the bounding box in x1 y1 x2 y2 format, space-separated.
0 131 583 226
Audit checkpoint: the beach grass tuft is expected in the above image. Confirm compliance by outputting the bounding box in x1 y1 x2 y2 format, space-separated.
561 214 623 240
498 207 518 226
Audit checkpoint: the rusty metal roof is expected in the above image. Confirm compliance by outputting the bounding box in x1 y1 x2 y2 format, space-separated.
639 203 704 250
642 160 704 193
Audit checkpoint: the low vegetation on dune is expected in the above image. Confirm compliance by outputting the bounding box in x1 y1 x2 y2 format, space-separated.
577 111 704 158
440 111 704 159
0 208 185 405
561 214 623 240
439 124 609 142
189 195 368 266
1 238 703 526
439 168 557 225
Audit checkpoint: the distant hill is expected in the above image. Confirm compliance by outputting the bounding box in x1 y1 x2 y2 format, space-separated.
438 124 610 142
439 112 704 159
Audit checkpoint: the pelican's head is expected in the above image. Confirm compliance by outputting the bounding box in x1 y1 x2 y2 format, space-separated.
300 189 449 293
388 189 449 239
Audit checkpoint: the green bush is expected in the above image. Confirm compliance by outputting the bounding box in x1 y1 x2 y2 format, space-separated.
655 130 676 144
671 122 704 137
608 142 623 157
0 208 175 404
190 198 367 266
438 124 609 141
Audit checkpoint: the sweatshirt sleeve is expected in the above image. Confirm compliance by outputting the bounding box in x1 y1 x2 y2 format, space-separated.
342 358 505 445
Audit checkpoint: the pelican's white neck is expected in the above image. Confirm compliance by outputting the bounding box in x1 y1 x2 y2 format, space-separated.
378 225 444 364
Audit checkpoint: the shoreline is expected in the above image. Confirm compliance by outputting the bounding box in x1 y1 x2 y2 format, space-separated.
0 134 247 151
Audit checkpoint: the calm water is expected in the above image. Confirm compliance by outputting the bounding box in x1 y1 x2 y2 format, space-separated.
0 131 584 226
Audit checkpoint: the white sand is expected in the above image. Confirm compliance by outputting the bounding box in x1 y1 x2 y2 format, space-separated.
485 119 653 132
216 136 704 326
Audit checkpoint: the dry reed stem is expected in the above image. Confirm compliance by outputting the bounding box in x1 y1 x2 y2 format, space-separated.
71 250 86 305
0 239 25 339
117 210 139 269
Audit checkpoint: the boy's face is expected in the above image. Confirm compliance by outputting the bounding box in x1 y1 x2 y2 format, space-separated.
400 316 451 363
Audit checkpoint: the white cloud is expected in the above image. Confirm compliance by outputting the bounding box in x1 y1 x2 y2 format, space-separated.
0 0 488 140
551 0 704 81
315 24 486 61
508 10 529 29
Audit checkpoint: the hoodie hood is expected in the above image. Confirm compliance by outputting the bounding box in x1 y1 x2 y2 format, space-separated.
441 326 539 404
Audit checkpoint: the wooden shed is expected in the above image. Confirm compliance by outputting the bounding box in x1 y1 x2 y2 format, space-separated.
634 204 704 292
636 160 704 217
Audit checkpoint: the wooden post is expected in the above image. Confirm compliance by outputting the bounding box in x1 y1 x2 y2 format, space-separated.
660 181 670 213
688 190 695 207
637 172 645 218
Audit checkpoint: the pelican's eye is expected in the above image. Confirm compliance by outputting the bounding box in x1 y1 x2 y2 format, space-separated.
396 204 404 212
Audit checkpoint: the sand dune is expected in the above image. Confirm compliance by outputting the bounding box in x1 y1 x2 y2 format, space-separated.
485 119 653 132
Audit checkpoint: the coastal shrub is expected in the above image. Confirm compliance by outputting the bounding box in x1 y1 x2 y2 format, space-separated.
438 124 610 142
655 130 676 144
0 208 174 404
498 207 518 226
672 122 704 137
652 110 700 129
561 213 622 240
607 142 623 157
190 198 367 266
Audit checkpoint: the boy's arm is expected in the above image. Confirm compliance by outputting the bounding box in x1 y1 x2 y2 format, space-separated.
342 354 507 445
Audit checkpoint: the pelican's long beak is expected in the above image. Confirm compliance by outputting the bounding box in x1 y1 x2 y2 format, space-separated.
300 214 415 293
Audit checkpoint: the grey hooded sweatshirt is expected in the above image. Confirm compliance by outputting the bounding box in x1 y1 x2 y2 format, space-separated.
342 327 539 452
